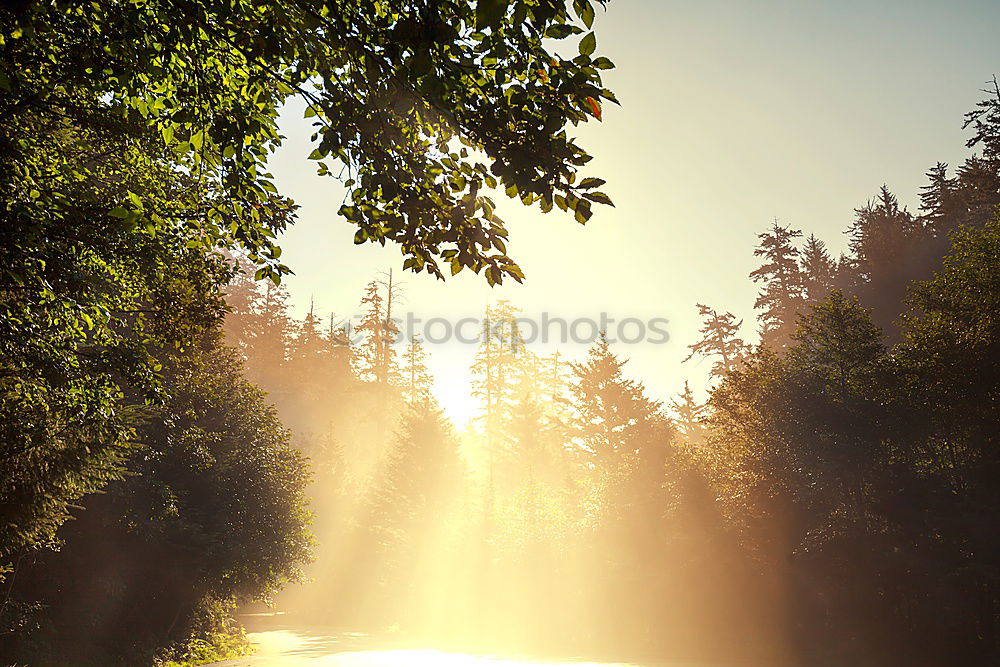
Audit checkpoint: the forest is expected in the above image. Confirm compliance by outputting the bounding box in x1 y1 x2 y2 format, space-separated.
2 1 1000 666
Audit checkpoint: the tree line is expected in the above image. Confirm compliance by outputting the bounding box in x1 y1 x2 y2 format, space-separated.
216 83 1000 666
682 82 1000 665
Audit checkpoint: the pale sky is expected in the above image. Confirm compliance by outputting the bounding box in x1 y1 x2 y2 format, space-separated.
267 0 1000 424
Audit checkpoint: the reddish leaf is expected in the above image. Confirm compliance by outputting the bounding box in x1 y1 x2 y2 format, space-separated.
585 96 602 120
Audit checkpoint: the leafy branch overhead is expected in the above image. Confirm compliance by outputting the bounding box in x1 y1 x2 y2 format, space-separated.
2 0 618 286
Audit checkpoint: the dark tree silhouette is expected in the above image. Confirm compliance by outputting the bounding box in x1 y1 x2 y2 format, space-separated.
750 222 806 348
684 304 749 381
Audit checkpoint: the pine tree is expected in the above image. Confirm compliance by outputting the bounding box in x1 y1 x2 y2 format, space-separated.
670 381 706 447
537 351 573 434
281 298 324 405
281 301 357 410
376 401 462 522
708 291 891 575
222 261 292 391
800 234 838 303
847 186 919 282
402 336 434 406
919 162 960 236
963 76 1000 169
379 269 403 384
291 297 323 361
507 390 555 483
478 348 573 520
324 312 354 377
570 333 664 467
750 221 806 349
684 304 749 381
470 300 527 447
355 280 384 382
221 255 260 354
954 156 1000 229
355 278 401 385
365 401 463 615
571 334 673 602
788 290 886 400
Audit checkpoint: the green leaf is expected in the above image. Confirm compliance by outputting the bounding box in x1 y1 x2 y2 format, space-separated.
579 32 597 56
584 191 614 206
411 47 433 76
476 0 508 30
545 24 578 39
577 177 606 189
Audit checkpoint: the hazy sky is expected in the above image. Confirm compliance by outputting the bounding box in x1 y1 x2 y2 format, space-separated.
267 0 1000 423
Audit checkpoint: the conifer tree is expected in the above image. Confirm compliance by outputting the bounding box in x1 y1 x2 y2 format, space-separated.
570 334 664 467
402 337 434 406
355 279 400 385
684 304 749 381
919 162 961 236
963 77 1000 171
750 222 806 348
281 298 326 406
570 333 672 617
223 264 293 391
374 401 462 527
954 156 1000 228
848 186 920 281
507 390 555 483
379 269 403 383
281 301 357 410
537 351 574 435
258 280 294 367
800 234 838 302
470 301 527 448
324 313 355 378
355 280 385 382
360 399 463 618
670 381 706 447
292 298 324 362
